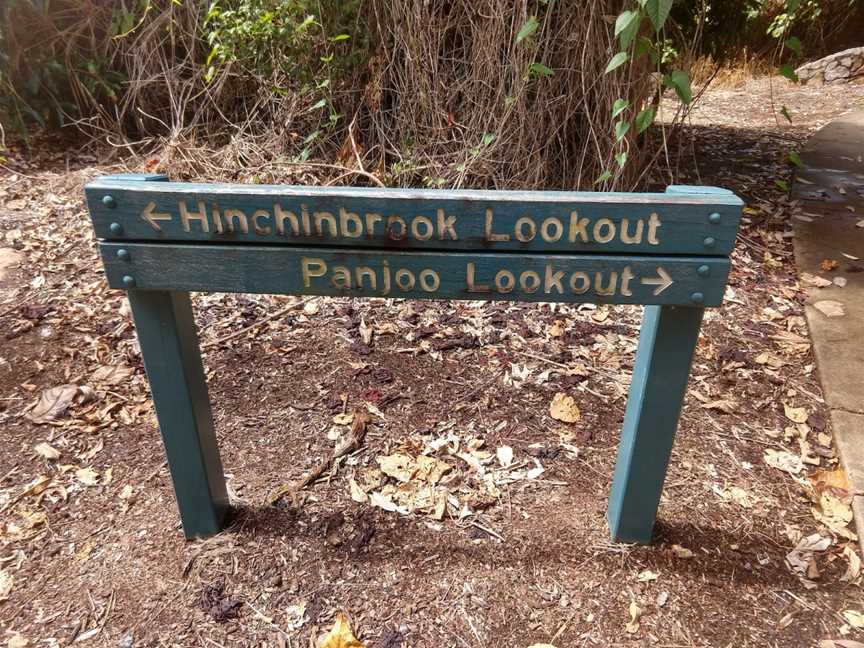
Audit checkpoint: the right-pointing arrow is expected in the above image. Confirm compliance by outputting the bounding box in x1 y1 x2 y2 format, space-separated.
640 266 674 295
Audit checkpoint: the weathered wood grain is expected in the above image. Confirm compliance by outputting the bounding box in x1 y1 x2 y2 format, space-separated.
607 305 704 543
86 177 743 255
125 290 229 538
101 242 730 307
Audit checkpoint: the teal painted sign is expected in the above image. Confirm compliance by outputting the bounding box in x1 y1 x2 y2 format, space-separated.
100 244 728 306
84 174 743 545
87 178 741 255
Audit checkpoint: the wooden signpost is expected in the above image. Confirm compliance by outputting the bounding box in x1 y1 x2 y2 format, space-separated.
85 173 742 544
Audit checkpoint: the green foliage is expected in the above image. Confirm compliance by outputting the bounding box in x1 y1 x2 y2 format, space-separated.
598 0 845 182
516 16 539 43
784 36 802 57
203 0 359 83
778 63 799 82
0 0 367 145
0 1 128 136
605 52 629 74
601 0 683 181
664 70 692 105
528 62 553 77
611 99 630 120
671 0 859 62
635 107 656 134
641 0 674 33
615 11 641 49
516 13 553 84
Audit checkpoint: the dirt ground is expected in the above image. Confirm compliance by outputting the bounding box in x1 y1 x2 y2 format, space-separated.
1 77 864 648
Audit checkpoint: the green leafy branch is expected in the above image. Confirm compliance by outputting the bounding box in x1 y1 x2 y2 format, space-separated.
600 0 693 184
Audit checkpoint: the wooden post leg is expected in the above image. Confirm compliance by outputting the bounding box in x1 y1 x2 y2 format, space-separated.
607 305 704 543
127 290 229 538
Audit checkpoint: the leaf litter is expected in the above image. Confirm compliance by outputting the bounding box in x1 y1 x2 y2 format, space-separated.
0 80 863 647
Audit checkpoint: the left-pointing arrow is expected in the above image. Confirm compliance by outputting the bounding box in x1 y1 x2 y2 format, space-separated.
141 201 172 231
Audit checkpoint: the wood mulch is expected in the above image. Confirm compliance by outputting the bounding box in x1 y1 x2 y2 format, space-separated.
0 77 863 648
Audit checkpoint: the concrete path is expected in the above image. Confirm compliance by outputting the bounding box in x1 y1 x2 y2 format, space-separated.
793 110 864 540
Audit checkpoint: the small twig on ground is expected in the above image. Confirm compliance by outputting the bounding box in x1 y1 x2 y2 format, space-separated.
200 297 314 349
145 461 168 482
460 518 504 542
550 607 580 645
267 409 370 507
452 373 501 406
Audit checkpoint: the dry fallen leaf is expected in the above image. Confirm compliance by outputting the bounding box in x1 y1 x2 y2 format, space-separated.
21 475 52 498
549 392 581 423
809 468 851 491
496 445 514 468
75 467 100 486
786 533 831 580
0 569 13 600
89 365 134 386
754 352 787 369
812 300 846 318
637 569 659 582
702 399 738 414
26 384 79 423
377 454 416 483
783 403 809 424
317 614 365 648
348 478 368 503
812 492 857 540
842 610 864 629
842 545 861 582
359 319 373 345
332 413 354 426
368 490 406 515
800 272 833 288
727 486 756 508
625 601 642 634
6 635 28 648
764 449 804 475
285 602 308 630
33 442 60 461
671 544 694 559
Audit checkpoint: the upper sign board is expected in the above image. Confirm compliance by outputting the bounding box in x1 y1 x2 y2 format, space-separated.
86 179 742 256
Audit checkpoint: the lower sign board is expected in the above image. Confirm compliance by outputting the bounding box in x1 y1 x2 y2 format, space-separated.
100 243 730 307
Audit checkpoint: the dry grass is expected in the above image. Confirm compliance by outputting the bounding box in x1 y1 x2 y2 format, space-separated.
691 53 778 89
361 0 658 191
3 1 674 191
